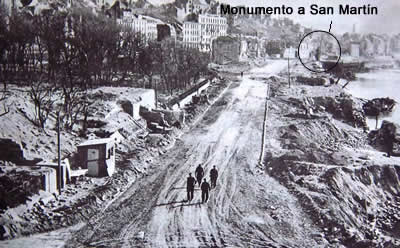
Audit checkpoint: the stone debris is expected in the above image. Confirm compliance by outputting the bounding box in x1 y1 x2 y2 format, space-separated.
362 97 396 116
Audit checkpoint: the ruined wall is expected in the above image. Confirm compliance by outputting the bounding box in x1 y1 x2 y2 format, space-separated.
212 36 240 65
0 165 57 210
0 139 24 163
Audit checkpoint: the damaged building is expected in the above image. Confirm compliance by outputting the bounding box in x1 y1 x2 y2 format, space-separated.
212 36 241 64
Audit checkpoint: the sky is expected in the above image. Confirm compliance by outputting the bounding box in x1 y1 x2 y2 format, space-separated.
147 0 400 35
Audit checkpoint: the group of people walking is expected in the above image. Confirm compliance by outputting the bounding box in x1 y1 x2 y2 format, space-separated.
186 164 218 203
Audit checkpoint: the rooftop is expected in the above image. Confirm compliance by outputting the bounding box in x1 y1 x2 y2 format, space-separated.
77 138 113 147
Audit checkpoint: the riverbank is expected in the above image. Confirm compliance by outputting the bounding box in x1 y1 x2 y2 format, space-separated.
263 62 400 246
346 68 400 129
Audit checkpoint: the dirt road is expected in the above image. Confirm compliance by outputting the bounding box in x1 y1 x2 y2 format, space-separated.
66 61 321 247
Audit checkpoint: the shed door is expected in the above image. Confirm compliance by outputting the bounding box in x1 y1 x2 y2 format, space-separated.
87 148 99 176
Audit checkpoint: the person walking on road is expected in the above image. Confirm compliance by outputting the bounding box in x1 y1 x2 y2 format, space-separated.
195 164 204 187
201 178 211 203
186 173 196 202
210 166 218 189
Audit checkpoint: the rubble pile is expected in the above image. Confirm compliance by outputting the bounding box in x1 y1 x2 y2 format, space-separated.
264 66 400 246
312 94 367 129
363 97 396 116
140 108 172 133
296 76 328 86
183 77 230 124
0 162 46 210
278 118 366 157
268 158 400 247
369 121 400 156
139 108 184 133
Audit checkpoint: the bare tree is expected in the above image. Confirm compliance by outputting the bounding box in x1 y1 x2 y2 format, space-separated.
157 38 178 95
27 79 56 129
118 29 144 81
139 40 161 89
0 91 10 117
35 12 66 83
70 9 120 85
0 4 9 92
61 87 91 131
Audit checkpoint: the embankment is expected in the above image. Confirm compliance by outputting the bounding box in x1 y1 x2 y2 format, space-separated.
264 65 400 246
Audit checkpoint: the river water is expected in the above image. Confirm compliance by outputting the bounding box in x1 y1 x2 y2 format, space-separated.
345 69 400 130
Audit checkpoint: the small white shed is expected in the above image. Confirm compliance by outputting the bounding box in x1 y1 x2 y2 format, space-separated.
77 138 115 177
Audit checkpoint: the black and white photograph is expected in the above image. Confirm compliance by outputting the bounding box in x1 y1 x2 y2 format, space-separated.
0 0 399 247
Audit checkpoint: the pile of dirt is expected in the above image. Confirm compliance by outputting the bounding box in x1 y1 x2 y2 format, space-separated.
312 94 367 129
183 77 230 124
296 76 328 86
209 61 250 75
277 117 366 162
267 158 400 247
276 90 367 130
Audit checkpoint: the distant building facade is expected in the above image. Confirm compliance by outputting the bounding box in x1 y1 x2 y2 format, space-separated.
183 21 201 48
359 34 390 57
183 14 227 52
350 42 360 57
390 35 400 53
186 0 208 14
117 12 160 41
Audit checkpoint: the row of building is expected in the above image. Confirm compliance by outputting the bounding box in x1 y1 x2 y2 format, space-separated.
182 14 227 52
1 0 228 52
346 33 400 58
116 9 228 52
117 11 176 42
96 0 228 52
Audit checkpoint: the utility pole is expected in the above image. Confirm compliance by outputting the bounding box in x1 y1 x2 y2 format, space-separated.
155 78 158 109
288 57 291 88
57 111 62 195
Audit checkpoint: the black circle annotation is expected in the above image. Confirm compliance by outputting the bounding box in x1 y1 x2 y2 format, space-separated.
297 30 342 73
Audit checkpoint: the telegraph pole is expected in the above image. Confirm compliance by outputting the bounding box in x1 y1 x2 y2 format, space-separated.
288 57 291 88
155 78 158 109
57 111 62 195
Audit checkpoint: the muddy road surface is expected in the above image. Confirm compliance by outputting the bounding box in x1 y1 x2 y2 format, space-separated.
67 61 322 248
